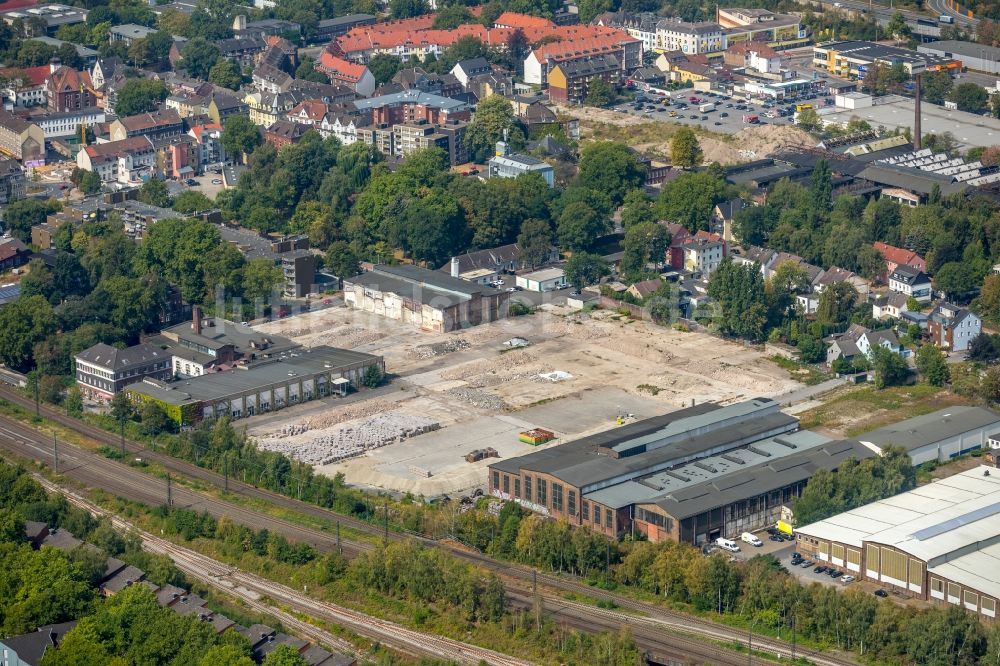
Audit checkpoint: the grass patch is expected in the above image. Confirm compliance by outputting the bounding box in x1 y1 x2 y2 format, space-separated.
797 383 970 436
768 356 832 386
636 384 662 395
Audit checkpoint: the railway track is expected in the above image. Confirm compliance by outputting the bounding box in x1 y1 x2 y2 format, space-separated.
0 390 856 666
37 476 534 666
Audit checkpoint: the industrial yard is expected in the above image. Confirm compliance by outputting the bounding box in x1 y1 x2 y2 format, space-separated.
249 305 801 496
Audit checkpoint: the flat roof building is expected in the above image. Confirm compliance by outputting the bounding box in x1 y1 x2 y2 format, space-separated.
795 465 1000 620
813 40 961 77
343 264 509 333
127 344 383 424
918 39 1000 75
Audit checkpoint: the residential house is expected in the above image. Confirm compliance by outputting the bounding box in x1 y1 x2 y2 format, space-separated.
629 66 666 86
929 303 982 352
286 99 330 129
826 324 902 365
393 120 468 165
109 108 185 142
665 223 692 269
683 237 725 276
873 241 926 278
0 237 30 270
252 63 293 93
74 342 172 399
0 110 44 162
441 242 557 281
316 53 376 97
888 265 932 302
872 291 909 320
352 89 471 125
216 37 268 68
263 119 307 149
523 31 641 86
655 18 723 54
319 112 363 144
90 57 122 90
814 266 869 298
0 621 77 666
592 10 659 52
488 141 554 186
518 100 557 129
391 67 462 97
0 157 26 204
451 57 492 88
206 92 247 124
723 41 782 73
627 278 664 300
713 197 746 243
165 91 210 118
26 107 104 141
188 122 225 168
45 63 97 112
76 136 156 184
547 54 621 104
0 65 50 107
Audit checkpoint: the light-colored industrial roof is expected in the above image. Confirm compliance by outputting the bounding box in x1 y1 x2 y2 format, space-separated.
520 267 564 281
856 406 1000 454
796 466 1000 568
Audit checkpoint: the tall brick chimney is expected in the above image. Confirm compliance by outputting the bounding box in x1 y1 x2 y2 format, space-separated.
914 73 922 151
192 305 202 336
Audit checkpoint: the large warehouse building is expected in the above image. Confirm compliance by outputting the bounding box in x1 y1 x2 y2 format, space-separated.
795 465 1000 620
855 406 1000 466
488 398 874 544
343 264 509 333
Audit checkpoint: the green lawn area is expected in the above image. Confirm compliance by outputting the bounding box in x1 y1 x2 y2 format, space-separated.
797 383 974 437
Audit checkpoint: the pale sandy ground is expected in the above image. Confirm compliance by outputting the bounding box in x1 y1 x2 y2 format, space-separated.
250 306 802 496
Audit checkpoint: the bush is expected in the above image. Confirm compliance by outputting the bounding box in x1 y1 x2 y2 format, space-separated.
509 301 533 316
362 365 383 388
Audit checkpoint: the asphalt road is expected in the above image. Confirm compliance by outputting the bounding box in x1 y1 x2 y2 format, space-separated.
0 387 857 666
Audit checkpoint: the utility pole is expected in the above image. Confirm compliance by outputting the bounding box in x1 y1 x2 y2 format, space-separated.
791 611 796 660
336 521 341 553
33 376 39 417
223 458 228 492
383 501 388 541
166 473 172 508
53 433 58 473
748 625 752 666
120 418 125 458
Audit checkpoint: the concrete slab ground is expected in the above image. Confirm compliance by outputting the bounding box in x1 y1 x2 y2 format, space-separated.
820 94 1000 148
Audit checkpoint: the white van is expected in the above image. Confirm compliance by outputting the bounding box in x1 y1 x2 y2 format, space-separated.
715 537 740 553
741 532 763 547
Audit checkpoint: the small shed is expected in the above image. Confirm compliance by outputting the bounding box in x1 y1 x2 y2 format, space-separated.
519 428 555 445
516 267 566 292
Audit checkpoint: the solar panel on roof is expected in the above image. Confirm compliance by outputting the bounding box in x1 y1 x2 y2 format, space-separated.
911 501 1000 541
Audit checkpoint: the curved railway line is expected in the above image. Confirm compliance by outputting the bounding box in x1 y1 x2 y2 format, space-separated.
0 387 856 666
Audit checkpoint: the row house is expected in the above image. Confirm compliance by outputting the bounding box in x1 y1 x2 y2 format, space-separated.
109 108 185 142
591 11 659 53
524 32 642 86
263 119 308 149
188 122 225 168
218 37 268 68
0 157 26 203
319 112 364 144
0 65 49 107
352 89 471 126
389 67 463 98
655 19 724 55
929 303 982 353
286 99 330 129
826 324 903 366
547 54 621 103
316 53 376 97
152 134 197 180
76 135 155 184
0 109 44 162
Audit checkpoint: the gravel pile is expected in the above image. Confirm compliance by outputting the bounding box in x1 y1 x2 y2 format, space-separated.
409 338 471 359
447 388 509 412
255 412 440 465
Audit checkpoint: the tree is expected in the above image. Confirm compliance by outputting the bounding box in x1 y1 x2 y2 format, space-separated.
139 400 173 436
4 198 60 243
199 645 254 666
870 345 909 389
797 334 825 363
816 281 858 325
707 259 767 341
433 5 473 28
577 0 612 22
293 56 328 84
325 241 359 279
921 70 954 105
577 142 645 207
77 170 102 195
361 364 383 388
64 386 83 416
172 190 213 214
179 38 221 79
0 295 57 371
367 53 402 84
109 391 132 425
656 171 727 232
915 343 948 386
465 94 524 163
138 178 170 208
670 127 702 169
950 82 989 113
389 0 429 18
242 259 282 302
516 218 552 269
208 58 242 90
811 159 832 210
585 76 615 107
620 222 669 277
114 79 169 117
796 107 822 132
563 252 609 290
935 262 976 301
620 189 654 229
886 11 910 40
221 115 261 163
557 201 607 251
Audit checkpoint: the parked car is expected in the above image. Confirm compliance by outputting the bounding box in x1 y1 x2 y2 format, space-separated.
830 570 843 579
814 566 827 573
799 560 813 568
741 532 763 547
715 537 741 553
841 576 856 584
874 589 888 598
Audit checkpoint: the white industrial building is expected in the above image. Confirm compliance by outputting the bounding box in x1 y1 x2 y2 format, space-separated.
856 406 1000 466
516 267 566 292
795 465 1000 620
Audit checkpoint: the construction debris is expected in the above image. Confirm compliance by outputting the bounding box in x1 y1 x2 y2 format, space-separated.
447 387 509 411
409 338 471 359
538 371 573 382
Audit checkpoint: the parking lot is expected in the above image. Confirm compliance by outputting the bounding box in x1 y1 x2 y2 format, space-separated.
615 90 834 135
